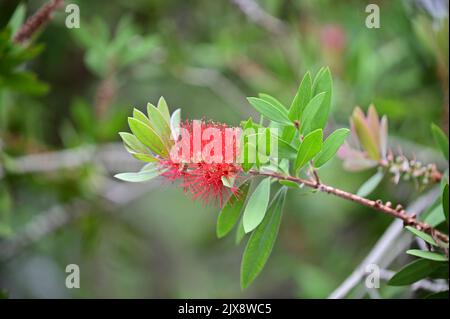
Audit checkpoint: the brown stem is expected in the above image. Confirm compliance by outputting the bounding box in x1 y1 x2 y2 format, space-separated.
13 0 64 44
249 170 449 244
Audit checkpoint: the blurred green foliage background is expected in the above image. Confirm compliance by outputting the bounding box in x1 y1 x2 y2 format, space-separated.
0 0 448 298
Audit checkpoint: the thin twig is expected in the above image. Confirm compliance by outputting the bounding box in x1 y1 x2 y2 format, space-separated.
251 170 449 243
328 187 441 298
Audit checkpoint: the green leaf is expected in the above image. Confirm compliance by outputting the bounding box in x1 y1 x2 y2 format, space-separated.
279 180 300 188
240 187 286 289
258 93 286 111
157 96 171 123
235 217 246 245
8 4 26 36
295 129 323 172
311 67 333 129
288 72 312 121
277 137 298 160
406 249 448 262
217 182 250 238
119 132 150 154
243 178 271 233
300 92 326 135
114 163 166 182
314 128 350 167
133 108 152 127
431 123 449 161
247 97 292 125
388 259 439 286
128 117 166 156
356 170 384 197
147 103 171 143
405 226 438 246
443 184 449 224
425 291 449 299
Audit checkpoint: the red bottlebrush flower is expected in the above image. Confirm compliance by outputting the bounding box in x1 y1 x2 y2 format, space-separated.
159 120 242 206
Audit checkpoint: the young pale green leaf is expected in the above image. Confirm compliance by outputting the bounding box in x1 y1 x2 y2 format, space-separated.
311 67 332 129
114 163 165 182
258 93 286 111
243 178 271 233
240 187 287 289
295 129 323 172
221 175 236 188
356 170 384 197
128 117 167 156
147 103 171 144
133 108 152 127
131 153 158 162
406 249 448 262
119 132 150 154
431 123 449 161
443 184 449 225
405 226 438 246
170 108 181 141
300 92 326 135
388 259 439 286
217 182 250 238
352 107 380 160
314 128 350 167
247 97 292 125
157 96 171 124
288 72 312 121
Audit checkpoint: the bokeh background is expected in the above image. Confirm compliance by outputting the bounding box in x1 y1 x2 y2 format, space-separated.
0 0 448 298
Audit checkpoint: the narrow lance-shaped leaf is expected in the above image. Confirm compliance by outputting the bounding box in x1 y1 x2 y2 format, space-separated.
240 187 287 289
300 92 325 135
356 169 384 197
311 67 333 130
388 259 440 286
157 96 171 124
147 103 172 146
405 226 438 246
431 123 449 161
216 182 250 238
295 129 323 172
314 128 350 167
243 177 271 233
406 249 448 262
128 117 167 156
119 132 150 154
288 71 312 121
258 93 287 111
247 97 292 125
114 162 166 182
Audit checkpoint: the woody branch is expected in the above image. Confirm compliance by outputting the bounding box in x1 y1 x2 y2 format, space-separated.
250 170 449 244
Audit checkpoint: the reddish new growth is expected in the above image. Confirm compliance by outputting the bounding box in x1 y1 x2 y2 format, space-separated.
159 120 242 206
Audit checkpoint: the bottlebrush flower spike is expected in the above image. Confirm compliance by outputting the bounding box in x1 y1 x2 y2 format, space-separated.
115 97 242 206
